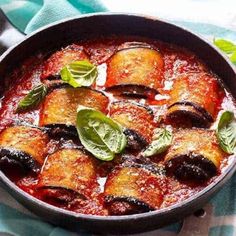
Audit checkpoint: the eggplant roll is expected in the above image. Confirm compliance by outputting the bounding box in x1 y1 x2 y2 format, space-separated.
38 148 97 202
165 129 225 182
39 87 109 135
110 101 155 149
104 158 165 215
0 126 49 173
41 44 89 80
106 42 164 97
166 73 222 128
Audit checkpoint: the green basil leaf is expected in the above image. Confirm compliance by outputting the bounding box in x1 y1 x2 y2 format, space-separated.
214 38 236 54
142 127 172 157
60 60 98 88
217 111 236 154
16 84 47 112
230 51 236 65
76 106 127 161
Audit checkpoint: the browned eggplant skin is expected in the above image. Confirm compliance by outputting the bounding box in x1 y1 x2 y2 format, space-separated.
38 148 98 202
106 84 158 98
166 73 222 128
104 158 165 215
0 126 48 173
41 44 89 80
109 101 155 149
0 13 235 234
105 42 164 96
165 129 225 182
39 87 109 136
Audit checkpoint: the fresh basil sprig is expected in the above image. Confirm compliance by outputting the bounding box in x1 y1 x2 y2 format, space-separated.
217 111 236 154
142 127 172 157
60 60 98 88
76 106 127 161
214 38 236 65
16 84 47 112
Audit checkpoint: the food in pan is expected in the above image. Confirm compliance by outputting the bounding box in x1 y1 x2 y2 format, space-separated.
38 148 97 202
164 129 225 181
39 86 108 136
106 42 164 98
0 37 235 216
166 73 223 128
109 101 155 150
0 126 49 174
104 157 165 215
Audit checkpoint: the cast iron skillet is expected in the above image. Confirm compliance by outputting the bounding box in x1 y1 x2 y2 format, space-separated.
0 11 236 234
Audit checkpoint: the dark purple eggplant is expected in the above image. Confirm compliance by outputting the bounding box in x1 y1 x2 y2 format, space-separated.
165 129 226 182
105 42 164 98
110 101 155 150
39 87 109 137
104 157 166 215
166 73 222 128
0 126 49 174
38 148 98 202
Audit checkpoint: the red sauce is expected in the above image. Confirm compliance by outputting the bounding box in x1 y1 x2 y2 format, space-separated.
0 36 235 216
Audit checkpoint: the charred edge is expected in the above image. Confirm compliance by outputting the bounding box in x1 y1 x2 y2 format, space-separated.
106 84 158 98
111 100 154 116
0 148 41 174
105 195 154 212
166 154 217 182
44 124 77 138
167 108 210 128
168 101 213 122
43 75 61 81
38 186 87 202
120 155 165 176
46 82 71 92
124 129 148 151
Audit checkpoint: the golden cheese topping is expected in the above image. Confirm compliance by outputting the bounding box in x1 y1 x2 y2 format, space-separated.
40 87 109 127
106 47 164 91
110 102 155 142
0 126 49 164
38 149 97 197
165 129 225 168
105 166 164 209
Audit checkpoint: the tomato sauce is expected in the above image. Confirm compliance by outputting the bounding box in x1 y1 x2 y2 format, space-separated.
0 36 235 216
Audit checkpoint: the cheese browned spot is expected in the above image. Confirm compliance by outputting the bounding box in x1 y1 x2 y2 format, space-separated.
166 73 223 128
106 42 164 97
0 126 49 173
41 44 89 80
165 129 226 182
38 148 97 201
104 158 165 215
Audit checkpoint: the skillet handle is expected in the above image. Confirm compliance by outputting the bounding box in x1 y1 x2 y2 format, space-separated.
0 9 26 55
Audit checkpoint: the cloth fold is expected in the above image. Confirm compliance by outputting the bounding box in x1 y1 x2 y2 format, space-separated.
0 1 236 235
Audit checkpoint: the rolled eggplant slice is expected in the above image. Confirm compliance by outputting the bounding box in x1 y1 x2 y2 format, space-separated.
0 126 49 173
166 73 223 128
110 101 155 149
39 87 109 135
165 129 225 182
106 42 164 97
38 148 97 202
41 44 89 80
104 158 165 215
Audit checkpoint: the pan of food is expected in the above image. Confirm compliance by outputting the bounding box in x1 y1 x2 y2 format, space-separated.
0 12 235 234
